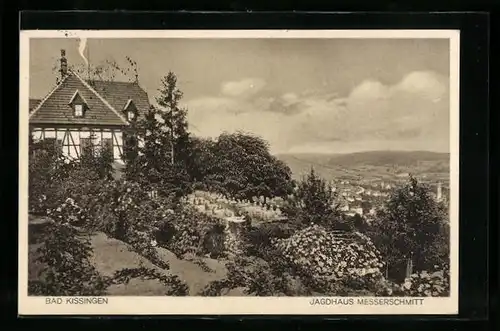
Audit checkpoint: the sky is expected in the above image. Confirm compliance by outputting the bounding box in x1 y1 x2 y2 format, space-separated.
29 38 450 154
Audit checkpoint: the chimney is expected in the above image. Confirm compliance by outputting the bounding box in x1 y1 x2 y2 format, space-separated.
60 49 68 79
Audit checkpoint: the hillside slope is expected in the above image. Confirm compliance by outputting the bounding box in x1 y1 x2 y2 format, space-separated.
276 150 450 181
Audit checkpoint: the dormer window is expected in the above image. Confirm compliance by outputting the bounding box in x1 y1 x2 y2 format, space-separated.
127 110 135 121
123 99 137 122
74 104 84 117
68 90 88 118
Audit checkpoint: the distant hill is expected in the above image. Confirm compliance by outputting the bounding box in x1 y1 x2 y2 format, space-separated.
275 150 450 182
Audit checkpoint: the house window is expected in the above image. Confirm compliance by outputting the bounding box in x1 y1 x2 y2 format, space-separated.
74 104 84 117
127 111 135 121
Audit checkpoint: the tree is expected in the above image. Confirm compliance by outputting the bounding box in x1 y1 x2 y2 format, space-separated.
369 175 449 282
202 132 294 201
186 137 217 183
135 105 164 188
156 72 190 168
125 72 193 199
283 167 343 228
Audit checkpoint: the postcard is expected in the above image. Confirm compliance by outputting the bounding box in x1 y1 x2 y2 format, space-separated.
19 29 459 315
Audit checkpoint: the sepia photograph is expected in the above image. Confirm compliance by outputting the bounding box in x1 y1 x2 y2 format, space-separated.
19 30 459 315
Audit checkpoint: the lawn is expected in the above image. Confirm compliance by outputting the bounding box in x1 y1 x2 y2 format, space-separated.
28 221 229 296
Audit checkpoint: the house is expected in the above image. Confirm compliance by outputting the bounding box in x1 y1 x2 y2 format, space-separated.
29 49 150 163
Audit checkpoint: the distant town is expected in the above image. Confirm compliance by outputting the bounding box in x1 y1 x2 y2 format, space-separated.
328 177 449 221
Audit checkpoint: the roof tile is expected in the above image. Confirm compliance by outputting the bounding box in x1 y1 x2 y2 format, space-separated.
30 72 150 126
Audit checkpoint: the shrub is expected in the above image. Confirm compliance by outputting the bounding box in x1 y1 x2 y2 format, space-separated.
164 206 222 258
110 267 188 296
244 222 294 258
273 224 385 295
202 223 226 258
154 220 176 246
282 168 343 229
200 254 312 297
400 264 450 297
28 144 76 214
28 221 109 296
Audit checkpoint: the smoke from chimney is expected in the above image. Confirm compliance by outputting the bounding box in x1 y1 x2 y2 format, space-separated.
78 38 89 67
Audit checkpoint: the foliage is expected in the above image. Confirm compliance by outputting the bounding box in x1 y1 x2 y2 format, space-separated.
80 140 114 180
110 267 189 296
190 132 294 201
28 138 73 214
28 220 189 296
43 168 175 270
400 263 450 297
244 222 295 258
273 224 385 295
28 222 109 296
368 175 450 282
123 72 194 199
154 206 224 258
283 168 343 228
200 255 311 297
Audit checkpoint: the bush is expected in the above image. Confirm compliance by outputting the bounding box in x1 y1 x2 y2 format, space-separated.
245 222 294 258
28 143 76 214
163 206 223 258
28 221 109 296
400 264 450 297
282 168 343 229
154 220 176 246
273 224 385 295
200 254 312 297
202 223 226 258
44 176 174 270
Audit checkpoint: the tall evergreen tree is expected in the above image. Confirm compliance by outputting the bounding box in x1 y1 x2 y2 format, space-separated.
156 72 191 168
125 72 192 198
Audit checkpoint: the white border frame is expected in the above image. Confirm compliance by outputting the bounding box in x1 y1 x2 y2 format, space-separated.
19 29 460 315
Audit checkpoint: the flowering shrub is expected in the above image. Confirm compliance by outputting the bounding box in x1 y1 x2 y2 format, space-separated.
47 198 87 226
400 264 450 297
273 224 385 293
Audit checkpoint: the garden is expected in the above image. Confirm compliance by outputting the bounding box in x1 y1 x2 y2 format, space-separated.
27 71 451 298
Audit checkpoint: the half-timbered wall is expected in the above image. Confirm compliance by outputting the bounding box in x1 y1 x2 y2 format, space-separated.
31 127 124 163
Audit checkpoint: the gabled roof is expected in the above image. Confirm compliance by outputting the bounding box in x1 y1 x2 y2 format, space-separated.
87 79 150 119
68 89 89 105
29 99 41 112
29 70 150 126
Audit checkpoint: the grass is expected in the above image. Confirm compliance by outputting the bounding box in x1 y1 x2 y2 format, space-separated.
28 219 228 296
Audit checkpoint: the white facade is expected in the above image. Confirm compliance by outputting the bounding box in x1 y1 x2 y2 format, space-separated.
31 127 124 163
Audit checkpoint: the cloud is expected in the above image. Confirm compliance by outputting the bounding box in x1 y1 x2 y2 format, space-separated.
185 71 450 154
221 78 266 98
